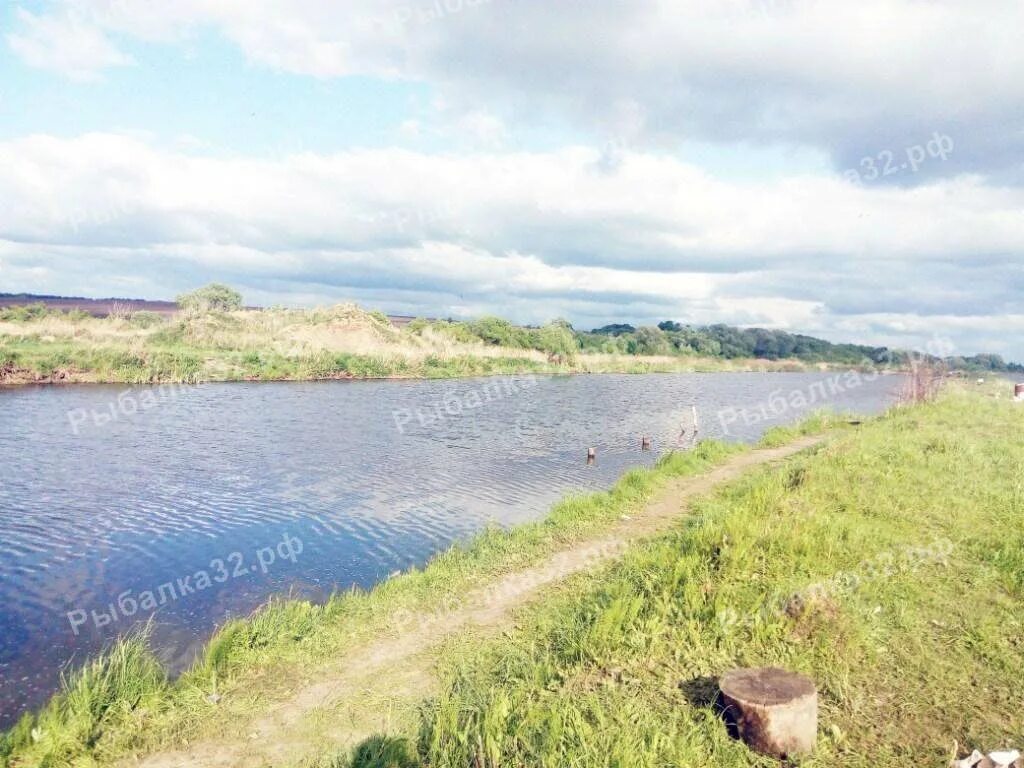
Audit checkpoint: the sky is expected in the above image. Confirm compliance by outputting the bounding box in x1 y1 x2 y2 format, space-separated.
0 0 1022 360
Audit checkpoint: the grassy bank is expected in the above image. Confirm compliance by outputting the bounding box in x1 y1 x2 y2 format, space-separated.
3 416 843 767
6 387 1020 768
0 303 829 386
408 384 1023 767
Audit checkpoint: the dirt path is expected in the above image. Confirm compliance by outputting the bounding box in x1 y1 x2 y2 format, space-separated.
128 436 825 768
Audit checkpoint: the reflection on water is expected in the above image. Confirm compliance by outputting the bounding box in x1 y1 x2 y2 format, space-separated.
0 371 900 725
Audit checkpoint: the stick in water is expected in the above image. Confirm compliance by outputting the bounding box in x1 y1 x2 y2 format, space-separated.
677 404 699 447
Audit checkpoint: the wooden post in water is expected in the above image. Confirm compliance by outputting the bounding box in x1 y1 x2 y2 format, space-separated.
641 436 651 451
587 447 596 464
719 667 818 759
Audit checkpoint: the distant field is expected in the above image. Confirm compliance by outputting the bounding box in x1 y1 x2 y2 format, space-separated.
0 293 420 326
0 293 180 317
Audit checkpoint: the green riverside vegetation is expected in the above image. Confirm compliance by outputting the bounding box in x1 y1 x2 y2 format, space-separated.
408 385 1024 767
0 418 831 767
3 285 1018 384
3 384 1023 767
0 301 796 385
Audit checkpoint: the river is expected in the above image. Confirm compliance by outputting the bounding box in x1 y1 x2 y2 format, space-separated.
0 371 901 725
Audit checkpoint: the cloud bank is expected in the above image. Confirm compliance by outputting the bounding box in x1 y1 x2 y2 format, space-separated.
3 1 1023 358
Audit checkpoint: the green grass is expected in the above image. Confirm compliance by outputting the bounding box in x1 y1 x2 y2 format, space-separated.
404 387 1024 767
0 338 205 383
757 408 854 447
0 304 844 386
1 430 752 767
0 633 168 766
0 336 561 384
11 390 1016 768
0 335 797 385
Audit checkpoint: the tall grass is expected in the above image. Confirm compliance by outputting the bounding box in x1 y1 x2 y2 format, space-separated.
0 632 167 766
411 388 1024 767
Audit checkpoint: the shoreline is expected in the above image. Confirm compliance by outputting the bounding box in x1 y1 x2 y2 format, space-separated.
0 414 838 762
0 358 895 389
0 303 934 390
4 384 1021 767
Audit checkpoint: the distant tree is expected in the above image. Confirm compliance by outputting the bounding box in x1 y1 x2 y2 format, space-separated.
629 326 672 355
591 323 636 336
469 316 520 346
658 320 683 332
960 353 1009 372
536 320 579 358
176 283 243 313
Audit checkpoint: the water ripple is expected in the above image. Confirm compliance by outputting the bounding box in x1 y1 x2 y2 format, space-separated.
0 373 900 726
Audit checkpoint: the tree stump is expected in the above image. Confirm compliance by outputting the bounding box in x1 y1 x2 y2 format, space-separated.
719 667 817 759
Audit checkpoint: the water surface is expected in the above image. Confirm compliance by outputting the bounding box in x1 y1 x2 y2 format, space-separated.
0 371 900 725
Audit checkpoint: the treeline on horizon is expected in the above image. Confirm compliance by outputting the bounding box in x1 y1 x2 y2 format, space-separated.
426 314 1022 373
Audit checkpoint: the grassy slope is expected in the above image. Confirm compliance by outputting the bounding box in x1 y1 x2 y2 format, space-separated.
5 416 848 767
405 385 1023 767
8 388 1020 768
0 305 817 386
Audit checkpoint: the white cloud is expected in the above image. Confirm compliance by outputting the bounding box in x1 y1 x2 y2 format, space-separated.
4 133 1023 264
4 1 1023 356
11 0 1023 181
1 132 1023 358
452 111 507 150
6 7 133 81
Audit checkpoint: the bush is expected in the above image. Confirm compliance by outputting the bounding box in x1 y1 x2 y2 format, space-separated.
129 311 165 329
469 316 520 347
536 320 578 358
176 284 243 313
0 303 50 322
627 326 672 356
432 320 483 345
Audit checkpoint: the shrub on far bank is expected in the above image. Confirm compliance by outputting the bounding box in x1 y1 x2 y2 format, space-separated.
128 311 166 329
176 283 243 314
427 316 580 359
0 303 51 322
0 304 94 323
534 319 579 359
406 317 429 334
